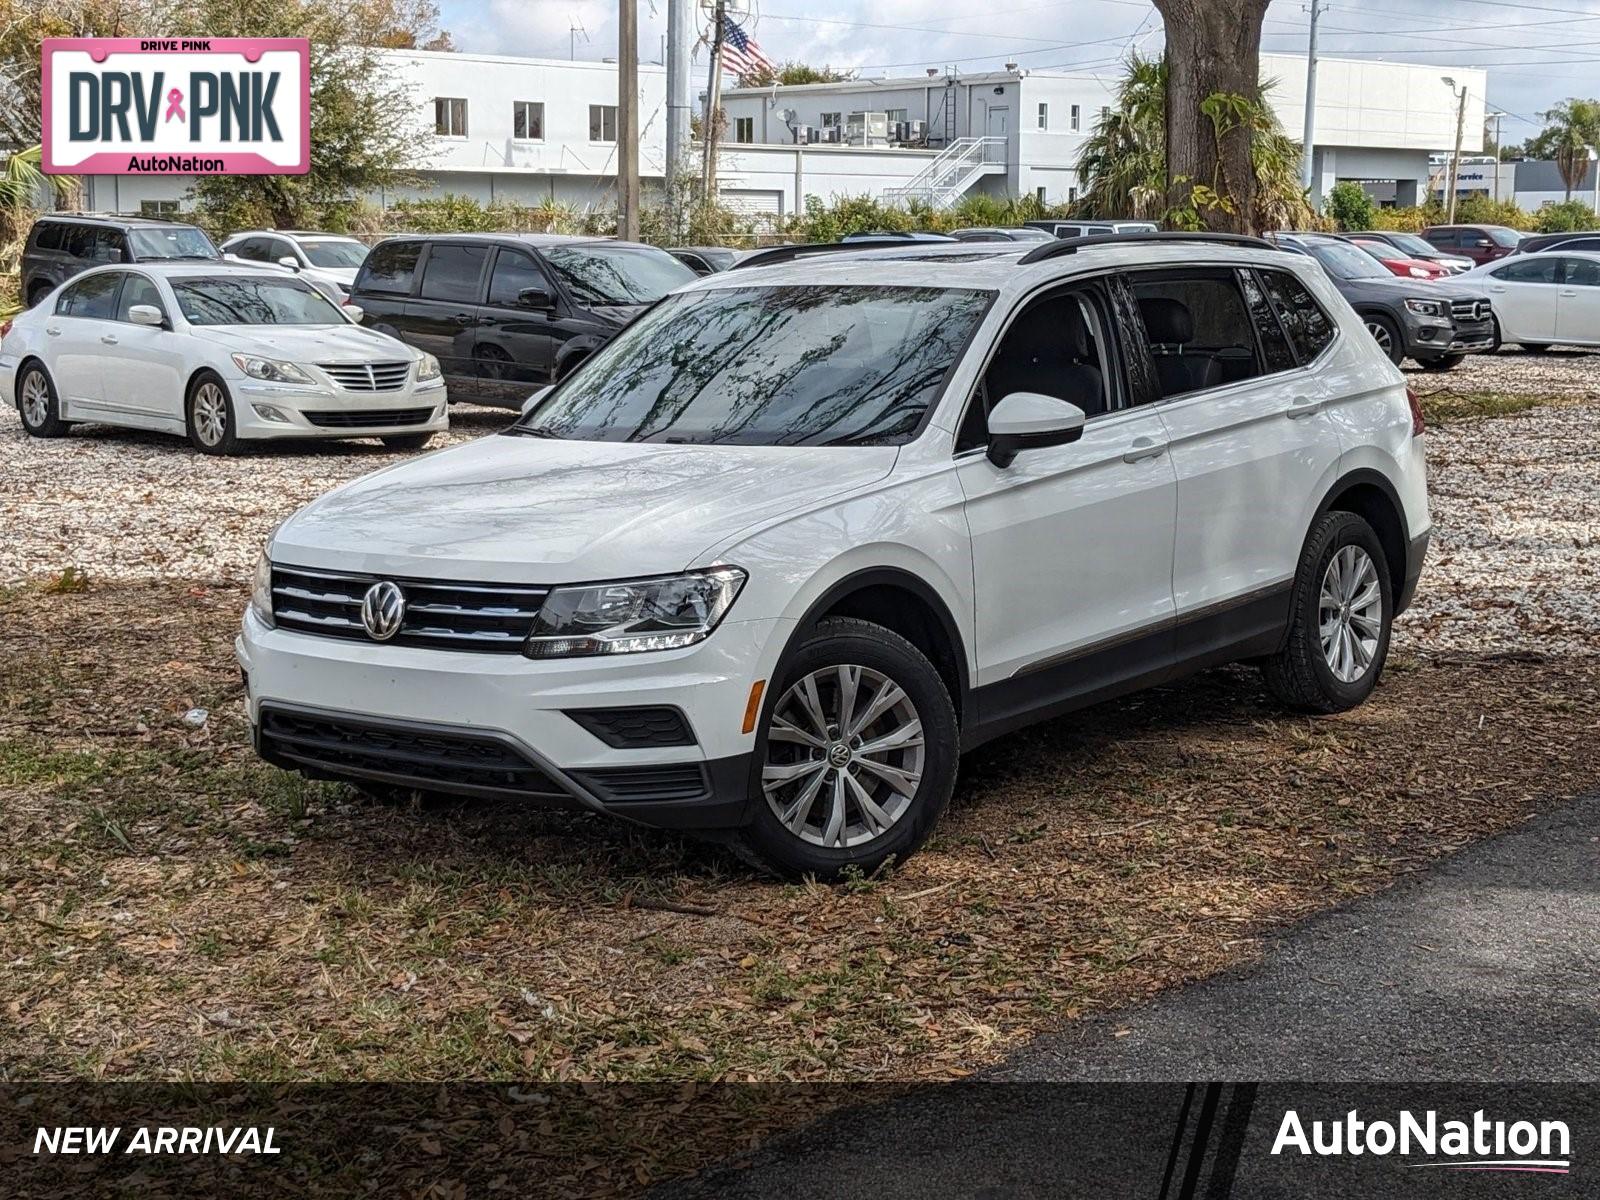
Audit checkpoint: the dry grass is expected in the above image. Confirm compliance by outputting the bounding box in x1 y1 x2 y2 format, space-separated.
3 581 1597 1089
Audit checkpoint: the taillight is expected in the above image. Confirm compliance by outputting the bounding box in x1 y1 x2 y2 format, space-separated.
0 318 12 341
1406 387 1425 437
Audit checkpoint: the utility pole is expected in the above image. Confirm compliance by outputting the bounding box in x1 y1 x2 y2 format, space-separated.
618 0 640 241
1299 0 1324 198
700 0 726 202
1443 76 1467 224
1487 110 1506 202
666 0 691 203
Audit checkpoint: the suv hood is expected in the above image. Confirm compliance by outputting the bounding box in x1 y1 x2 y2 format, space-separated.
270 434 899 583
191 324 415 363
1337 275 1489 304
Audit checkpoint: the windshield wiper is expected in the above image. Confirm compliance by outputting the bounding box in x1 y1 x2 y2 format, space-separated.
505 425 563 439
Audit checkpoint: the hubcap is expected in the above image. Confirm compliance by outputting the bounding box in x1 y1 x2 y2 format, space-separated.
1319 545 1383 684
1365 320 1393 355
193 383 228 446
762 664 925 849
20 372 49 427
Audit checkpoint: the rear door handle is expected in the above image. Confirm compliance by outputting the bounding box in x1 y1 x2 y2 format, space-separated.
46 327 61 337
452 313 473 325
1559 290 1577 298
1287 395 1323 419
1122 437 1168 464
100 334 119 345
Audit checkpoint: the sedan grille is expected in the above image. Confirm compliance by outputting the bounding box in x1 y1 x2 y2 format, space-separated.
259 707 568 799
1449 298 1491 323
302 407 432 429
320 361 412 392
270 564 548 652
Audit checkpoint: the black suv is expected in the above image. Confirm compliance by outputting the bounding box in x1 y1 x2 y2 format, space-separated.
349 233 697 408
1508 231 1600 256
20 215 219 307
1268 232 1494 371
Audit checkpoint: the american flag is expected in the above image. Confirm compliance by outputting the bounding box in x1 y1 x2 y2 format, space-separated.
721 19 774 78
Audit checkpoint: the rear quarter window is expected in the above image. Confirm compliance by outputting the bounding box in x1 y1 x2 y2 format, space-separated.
1260 269 1336 363
358 241 423 295
31 222 63 251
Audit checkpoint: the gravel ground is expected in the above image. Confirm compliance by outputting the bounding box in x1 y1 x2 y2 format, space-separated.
3 353 1598 658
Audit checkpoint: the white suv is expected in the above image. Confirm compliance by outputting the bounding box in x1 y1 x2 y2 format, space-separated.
238 235 1431 878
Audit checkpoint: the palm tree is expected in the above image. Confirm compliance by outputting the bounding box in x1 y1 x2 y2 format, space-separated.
1537 99 1600 202
0 145 76 270
1075 52 1312 231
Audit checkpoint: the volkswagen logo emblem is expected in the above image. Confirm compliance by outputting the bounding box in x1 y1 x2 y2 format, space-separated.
360 581 406 641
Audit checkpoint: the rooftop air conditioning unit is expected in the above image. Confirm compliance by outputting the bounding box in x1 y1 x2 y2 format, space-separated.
906 120 926 143
808 127 821 143
824 127 842 143
792 124 810 145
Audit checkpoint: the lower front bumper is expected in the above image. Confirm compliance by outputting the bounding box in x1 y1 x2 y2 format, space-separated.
253 702 755 829
233 381 449 440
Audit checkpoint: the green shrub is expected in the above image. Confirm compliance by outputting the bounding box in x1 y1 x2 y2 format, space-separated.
1325 181 1376 231
1533 198 1600 233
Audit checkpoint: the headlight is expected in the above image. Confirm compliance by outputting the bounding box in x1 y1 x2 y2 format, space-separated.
523 566 746 658
232 353 313 384
1404 298 1447 317
250 551 275 628
417 353 442 381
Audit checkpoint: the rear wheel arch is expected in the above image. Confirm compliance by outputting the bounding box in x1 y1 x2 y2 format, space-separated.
1314 470 1409 603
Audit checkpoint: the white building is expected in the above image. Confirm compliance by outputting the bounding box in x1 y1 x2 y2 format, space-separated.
75 48 1487 221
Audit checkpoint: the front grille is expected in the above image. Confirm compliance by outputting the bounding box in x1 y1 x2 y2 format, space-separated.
1449 298 1491 323
302 407 432 429
571 764 711 804
566 707 696 748
260 708 567 799
271 564 548 652
320 361 412 392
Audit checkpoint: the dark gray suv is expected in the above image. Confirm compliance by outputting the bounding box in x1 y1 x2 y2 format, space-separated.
21 215 219 307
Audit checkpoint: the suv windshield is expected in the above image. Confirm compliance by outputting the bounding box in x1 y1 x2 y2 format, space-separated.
1487 227 1522 248
171 276 347 326
516 284 992 447
1388 232 1444 258
128 226 218 260
541 243 697 306
301 239 370 269
1306 240 1390 281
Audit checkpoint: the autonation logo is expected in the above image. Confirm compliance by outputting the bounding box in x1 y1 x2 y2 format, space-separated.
1273 1109 1571 1174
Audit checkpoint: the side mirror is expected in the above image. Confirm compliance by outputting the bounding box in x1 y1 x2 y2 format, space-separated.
518 287 555 310
986 391 1087 468
521 385 553 416
342 303 364 324
277 255 301 271
127 304 164 327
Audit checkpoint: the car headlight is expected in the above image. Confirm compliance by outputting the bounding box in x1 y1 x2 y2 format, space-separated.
1404 298 1447 317
417 353 442 381
523 566 746 658
232 353 313 384
250 551 275 628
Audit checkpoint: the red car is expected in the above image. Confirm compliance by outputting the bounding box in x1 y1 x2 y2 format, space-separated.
1348 238 1449 281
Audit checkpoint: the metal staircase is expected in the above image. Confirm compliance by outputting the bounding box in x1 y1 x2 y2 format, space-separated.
883 137 1007 209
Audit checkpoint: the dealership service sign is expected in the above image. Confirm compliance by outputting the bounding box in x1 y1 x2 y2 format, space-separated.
42 38 310 175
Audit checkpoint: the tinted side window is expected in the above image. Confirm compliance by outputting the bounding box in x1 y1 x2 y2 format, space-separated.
95 229 127 263
1237 269 1297 374
116 273 166 321
1490 258 1559 284
33 222 63 251
56 272 122 319
1129 269 1264 396
61 224 98 259
418 244 489 302
1561 258 1600 287
232 237 270 262
1261 269 1336 363
360 241 423 294
487 249 551 306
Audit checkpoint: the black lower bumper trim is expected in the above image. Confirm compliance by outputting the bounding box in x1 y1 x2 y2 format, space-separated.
1395 527 1430 615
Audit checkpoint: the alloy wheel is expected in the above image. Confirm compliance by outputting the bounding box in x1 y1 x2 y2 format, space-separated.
1364 319 1393 357
193 382 228 446
20 372 49 428
1319 545 1383 684
762 664 925 849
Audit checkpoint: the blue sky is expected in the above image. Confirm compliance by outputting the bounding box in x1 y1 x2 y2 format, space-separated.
436 0 1600 144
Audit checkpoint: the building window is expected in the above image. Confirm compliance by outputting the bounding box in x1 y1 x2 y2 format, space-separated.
734 117 754 143
434 97 467 137
1070 104 1080 132
1068 186 1078 203
1100 105 1110 123
513 101 544 140
589 104 617 141
1037 103 1048 130
885 108 907 124
1036 186 1047 202
139 199 179 217
821 112 841 128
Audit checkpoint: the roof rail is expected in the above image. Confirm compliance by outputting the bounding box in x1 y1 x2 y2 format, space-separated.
1017 231 1275 265
731 239 935 271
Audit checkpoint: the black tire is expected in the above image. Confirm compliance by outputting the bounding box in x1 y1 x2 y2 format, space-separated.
555 353 588 382
1261 511 1394 714
185 370 241 455
1416 354 1464 372
381 432 434 451
732 616 959 881
1363 314 1404 365
16 362 70 438
1488 317 1502 354
25 279 53 308
1521 343 1551 354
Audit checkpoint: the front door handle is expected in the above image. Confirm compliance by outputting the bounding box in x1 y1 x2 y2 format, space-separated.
452 313 473 325
46 327 61 337
100 334 119 345
1559 290 1577 298
1287 395 1323 419
1122 437 1168 464
1489 285 1507 293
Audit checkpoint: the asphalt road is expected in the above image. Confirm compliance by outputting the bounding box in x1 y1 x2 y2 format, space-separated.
656 794 1600 1199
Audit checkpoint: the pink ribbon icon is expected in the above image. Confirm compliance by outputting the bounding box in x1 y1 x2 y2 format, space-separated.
164 88 185 123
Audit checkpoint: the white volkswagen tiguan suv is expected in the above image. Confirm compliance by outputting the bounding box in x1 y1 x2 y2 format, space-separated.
239 235 1430 878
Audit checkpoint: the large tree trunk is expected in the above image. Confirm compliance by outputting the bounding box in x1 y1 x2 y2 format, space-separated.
1153 0 1272 233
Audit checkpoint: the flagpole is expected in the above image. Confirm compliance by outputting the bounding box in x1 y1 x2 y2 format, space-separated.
700 0 725 202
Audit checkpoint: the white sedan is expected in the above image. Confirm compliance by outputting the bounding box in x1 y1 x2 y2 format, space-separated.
1457 250 1600 352
3 263 447 454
